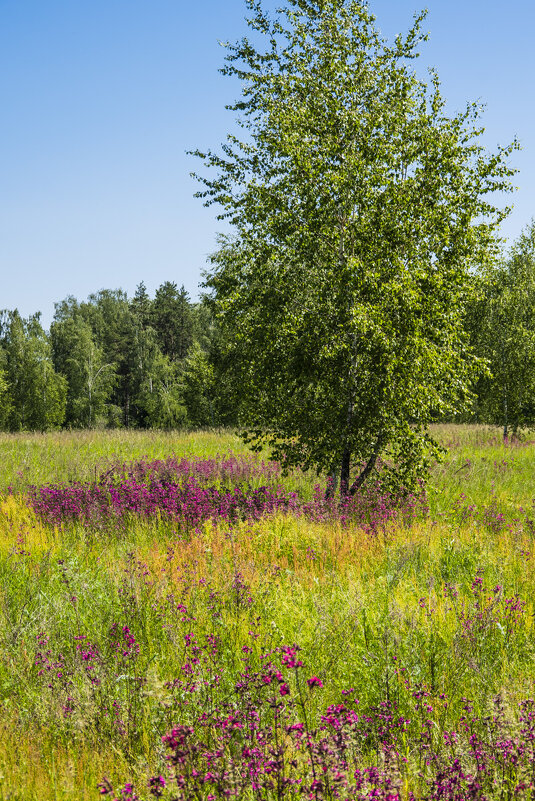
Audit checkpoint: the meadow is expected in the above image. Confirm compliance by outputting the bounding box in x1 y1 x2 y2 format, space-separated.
1 426 535 800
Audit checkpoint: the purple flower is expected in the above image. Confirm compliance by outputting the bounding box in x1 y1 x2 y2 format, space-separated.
147 775 166 797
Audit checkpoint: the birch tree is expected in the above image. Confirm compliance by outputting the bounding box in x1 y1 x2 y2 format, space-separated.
194 0 517 491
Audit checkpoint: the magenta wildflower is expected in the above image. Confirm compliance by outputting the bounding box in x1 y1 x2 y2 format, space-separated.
147 775 166 797
97 778 113 795
281 645 303 669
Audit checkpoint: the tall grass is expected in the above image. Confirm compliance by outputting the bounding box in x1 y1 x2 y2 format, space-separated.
1 425 535 798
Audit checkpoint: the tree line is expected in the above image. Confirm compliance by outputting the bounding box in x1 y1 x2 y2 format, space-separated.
0 281 236 432
0 229 534 439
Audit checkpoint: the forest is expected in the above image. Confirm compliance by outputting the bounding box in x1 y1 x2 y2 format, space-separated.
0 280 235 432
1 220 535 443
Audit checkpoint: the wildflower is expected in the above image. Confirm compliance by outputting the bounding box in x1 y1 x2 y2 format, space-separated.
286 723 304 734
281 645 303 669
147 775 166 797
97 778 113 795
307 676 323 689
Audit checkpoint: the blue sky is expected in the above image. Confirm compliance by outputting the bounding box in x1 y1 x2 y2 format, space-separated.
1 0 534 328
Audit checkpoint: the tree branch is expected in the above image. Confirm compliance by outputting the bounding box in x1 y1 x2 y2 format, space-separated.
349 436 382 495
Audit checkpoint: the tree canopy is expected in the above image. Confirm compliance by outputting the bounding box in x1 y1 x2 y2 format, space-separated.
194 0 518 491
469 221 535 439
0 284 228 432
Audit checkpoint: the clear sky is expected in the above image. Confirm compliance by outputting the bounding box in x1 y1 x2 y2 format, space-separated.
1 0 534 328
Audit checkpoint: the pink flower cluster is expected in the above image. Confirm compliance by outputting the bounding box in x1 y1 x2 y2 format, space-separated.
29 456 428 534
29 476 300 530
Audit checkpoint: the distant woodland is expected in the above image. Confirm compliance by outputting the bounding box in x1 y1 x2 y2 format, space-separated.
0 281 236 432
1 219 535 438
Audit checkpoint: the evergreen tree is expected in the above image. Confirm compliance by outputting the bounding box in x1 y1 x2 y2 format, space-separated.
130 281 152 331
152 282 193 362
194 299 240 426
124 321 167 427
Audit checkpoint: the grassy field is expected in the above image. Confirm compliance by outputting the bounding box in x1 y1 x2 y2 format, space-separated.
1 425 535 800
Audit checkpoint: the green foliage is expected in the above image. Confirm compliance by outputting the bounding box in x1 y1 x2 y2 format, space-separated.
181 342 216 427
0 349 12 429
130 281 152 331
133 348 188 429
51 315 116 427
53 291 133 427
470 221 535 437
194 0 518 491
191 299 241 426
46 282 215 431
152 281 194 362
0 311 67 431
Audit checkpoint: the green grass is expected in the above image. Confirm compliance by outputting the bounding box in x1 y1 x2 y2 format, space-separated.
429 423 535 516
1 425 535 799
0 429 249 494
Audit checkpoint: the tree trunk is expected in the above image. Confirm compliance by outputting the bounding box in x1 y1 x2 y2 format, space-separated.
349 436 382 495
340 447 351 495
325 466 339 499
501 339 508 441
209 398 215 427
503 385 508 441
